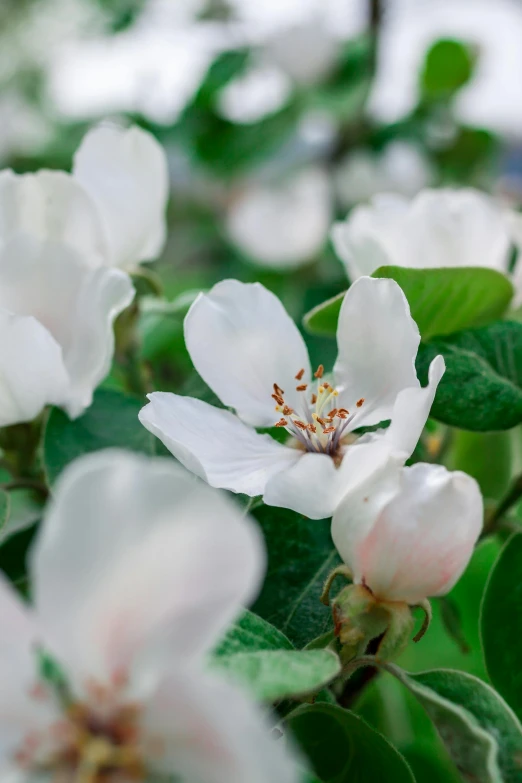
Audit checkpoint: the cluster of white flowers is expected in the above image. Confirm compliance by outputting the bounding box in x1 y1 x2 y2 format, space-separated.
0 123 489 781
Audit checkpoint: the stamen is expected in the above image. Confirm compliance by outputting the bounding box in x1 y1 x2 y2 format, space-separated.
314 365 324 379
272 393 284 405
294 421 308 431
311 393 317 404
295 368 305 380
283 405 294 415
327 408 338 420
323 381 330 389
337 408 349 418
312 414 327 426
356 398 365 407
275 419 288 427
296 384 308 392
308 424 317 434
322 426 336 434
273 383 285 396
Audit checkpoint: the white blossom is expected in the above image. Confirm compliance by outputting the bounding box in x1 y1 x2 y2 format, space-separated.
139 276 444 519
226 168 332 269
0 450 298 783
331 460 483 604
332 187 522 301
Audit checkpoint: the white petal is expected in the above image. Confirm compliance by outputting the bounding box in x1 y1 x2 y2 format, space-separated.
139 392 300 496
0 235 134 419
226 168 331 269
382 354 445 458
73 124 169 269
263 440 396 519
333 276 420 427
0 574 56 764
0 310 69 427
0 169 107 264
333 462 483 604
31 450 265 693
331 194 409 280
184 280 311 427
143 669 300 783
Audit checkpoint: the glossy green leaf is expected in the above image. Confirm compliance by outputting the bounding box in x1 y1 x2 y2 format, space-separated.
303 267 513 341
481 532 522 721
212 649 340 703
287 703 415 782
389 664 522 782
252 506 340 648
43 389 160 485
416 321 522 431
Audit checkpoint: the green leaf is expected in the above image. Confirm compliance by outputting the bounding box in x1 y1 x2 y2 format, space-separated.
287 703 415 782
252 506 340 648
214 610 294 656
0 489 10 534
43 389 160 485
212 649 340 703
416 321 522 431
303 267 513 341
388 665 522 782
448 430 512 502
481 532 522 722
421 39 476 100
213 611 340 702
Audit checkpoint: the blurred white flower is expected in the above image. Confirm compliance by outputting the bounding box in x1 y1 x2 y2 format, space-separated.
139 277 444 519
333 187 522 298
332 460 482 604
369 0 522 138
217 64 292 124
226 168 332 269
335 142 434 208
0 450 298 783
266 22 341 86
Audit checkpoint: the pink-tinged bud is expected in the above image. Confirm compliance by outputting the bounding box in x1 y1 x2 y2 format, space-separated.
331 462 483 606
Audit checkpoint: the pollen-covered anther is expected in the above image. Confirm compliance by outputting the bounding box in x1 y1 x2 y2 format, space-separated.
295 368 305 380
311 393 317 404
275 418 288 427
273 383 285 396
322 426 336 434
294 421 308 431
296 384 308 392
327 408 338 420
314 364 324 379
337 408 349 418
323 381 330 389
312 414 327 426
308 424 317 434
272 393 284 405
282 405 294 415
356 398 365 408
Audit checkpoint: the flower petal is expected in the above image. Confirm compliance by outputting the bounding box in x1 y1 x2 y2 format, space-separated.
31 451 265 693
382 354 445 458
139 392 300 496
0 169 107 264
0 574 56 764
143 668 300 783
73 124 169 269
333 276 421 427
0 310 69 426
333 461 483 604
184 280 311 427
263 440 396 519
0 235 134 420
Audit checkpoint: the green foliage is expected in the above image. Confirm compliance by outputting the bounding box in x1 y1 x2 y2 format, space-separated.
252 506 340 649
448 430 512 502
287 703 415 782
416 321 522 431
303 266 513 341
481 533 522 722
389 666 522 783
43 389 161 485
421 39 476 100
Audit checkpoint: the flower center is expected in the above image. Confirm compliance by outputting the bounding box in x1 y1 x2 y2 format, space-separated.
272 365 364 459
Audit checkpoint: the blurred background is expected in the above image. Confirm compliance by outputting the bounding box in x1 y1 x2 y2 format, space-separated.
4 0 522 779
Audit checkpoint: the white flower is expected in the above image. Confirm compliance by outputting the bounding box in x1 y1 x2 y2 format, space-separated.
368 0 522 138
226 168 332 269
332 187 522 297
0 124 169 272
139 277 445 519
0 234 134 426
0 450 298 783
335 142 434 209
331 460 483 604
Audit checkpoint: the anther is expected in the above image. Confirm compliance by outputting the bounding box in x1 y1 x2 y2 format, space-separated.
314 364 324 379
356 398 365 407
323 381 330 389
327 408 338 420
295 368 305 380
294 421 308 431
322 426 336 434
308 424 317 433
311 393 317 404
272 393 284 405
283 405 294 415
337 408 349 418
275 418 288 427
313 414 327 426
318 386 325 394
296 384 308 392
273 383 285 396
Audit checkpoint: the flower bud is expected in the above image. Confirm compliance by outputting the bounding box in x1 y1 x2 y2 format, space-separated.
331 461 483 606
